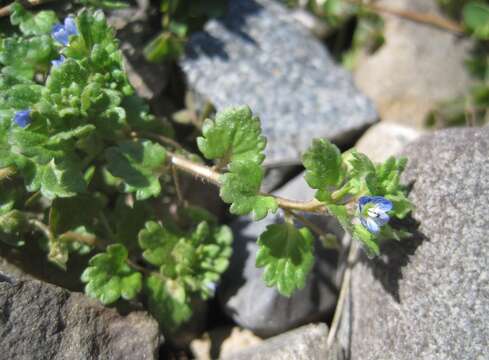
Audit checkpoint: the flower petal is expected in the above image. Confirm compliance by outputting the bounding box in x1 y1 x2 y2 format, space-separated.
64 16 78 36
361 216 380 234
369 196 393 212
358 196 373 211
52 23 68 45
13 109 32 128
374 211 390 226
51 55 66 68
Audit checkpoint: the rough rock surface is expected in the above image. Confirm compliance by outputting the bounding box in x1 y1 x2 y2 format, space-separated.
338 126 489 359
354 0 473 127
0 274 160 360
354 122 423 162
181 0 377 166
219 173 344 337
223 323 338 360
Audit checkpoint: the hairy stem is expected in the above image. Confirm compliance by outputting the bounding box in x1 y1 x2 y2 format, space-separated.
345 0 464 34
327 239 358 348
169 153 326 213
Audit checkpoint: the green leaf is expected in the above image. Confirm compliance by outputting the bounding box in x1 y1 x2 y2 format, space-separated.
47 125 96 146
197 106 267 165
138 221 181 274
145 274 192 333
144 32 184 62
81 244 142 304
463 2 489 39
10 3 58 35
353 224 380 258
105 140 167 200
327 204 351 231
385 192 412 219
343 149 375 177
256 223 315 297
37 159 86 199
219 161 278 221
303 138 343 189
0 36 57 80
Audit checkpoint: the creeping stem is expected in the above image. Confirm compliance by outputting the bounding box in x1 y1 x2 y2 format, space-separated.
169 152 326 213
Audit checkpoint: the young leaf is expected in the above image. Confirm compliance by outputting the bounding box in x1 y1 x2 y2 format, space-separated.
37 158 86 199
105 140 167 200
219 161 278 221
138 221 181 275
256 223 315 297
353 224 380 258
197 106 267 165
81 244 142 305
10 3 58 36
303 138 343 189
145 274 192 332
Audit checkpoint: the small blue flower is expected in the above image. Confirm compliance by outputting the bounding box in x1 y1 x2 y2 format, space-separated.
51 55 66 68
13 109 32 128
358 196 393 234
51 16 78 46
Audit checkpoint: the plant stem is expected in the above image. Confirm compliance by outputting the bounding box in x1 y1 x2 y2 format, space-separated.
0 167 15 181
28 218 53 240
169 152 326 213
0 0 57 17
327 239 358 348
283 208 327 238
345 0 464 34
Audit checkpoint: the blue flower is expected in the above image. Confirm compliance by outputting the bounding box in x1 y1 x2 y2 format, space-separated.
51 16 78 46
51 55 66 68
358 196 393 234
13 109 32 128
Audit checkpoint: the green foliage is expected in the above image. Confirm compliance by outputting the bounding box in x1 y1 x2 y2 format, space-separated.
463 2 489 39
256 223 315 297
81 244 143 304
144 0 227 62
0 4 414 333
220 161 278 221
105 140 167 200
198 106 267 165
303 138 343 189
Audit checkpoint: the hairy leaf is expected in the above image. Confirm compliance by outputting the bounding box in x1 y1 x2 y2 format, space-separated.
105 140 167 200
256 223 315 297
81 244 142 304
220 161 277 221
197 106 267 165
303 138 343 189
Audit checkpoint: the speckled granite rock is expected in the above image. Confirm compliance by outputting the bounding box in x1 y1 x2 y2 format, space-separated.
181 0 377 166
354 0 473 127
219 173 345 337
0 276 160 360
338 126 489 359
223 323 339 360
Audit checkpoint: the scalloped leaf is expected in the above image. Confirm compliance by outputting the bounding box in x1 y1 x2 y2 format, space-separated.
197 106 267 165
303 138 343 189
81 244 142 305
256 223 315 297
219 160 277 221
105 140 167 200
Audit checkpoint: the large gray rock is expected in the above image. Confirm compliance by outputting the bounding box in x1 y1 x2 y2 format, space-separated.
181 0 377 166
219 173 344 337
354 0 473 127
0 274 160 360
338 126 489 359
223 323 338 360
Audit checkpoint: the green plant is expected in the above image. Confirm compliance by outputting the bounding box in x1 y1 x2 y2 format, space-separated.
0 3 413 334
144 0 227 62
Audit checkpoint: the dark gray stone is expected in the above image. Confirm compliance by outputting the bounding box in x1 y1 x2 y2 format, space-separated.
223 323 338 360
338 126 489 359
181 0 377 166
0 277 160 360
219 173 345 337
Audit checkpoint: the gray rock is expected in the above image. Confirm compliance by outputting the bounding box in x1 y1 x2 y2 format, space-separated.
0 277 160 360
219 173 345 337
181 0 377 166
354 122 423 162
354 0 473 128
222 323 338 360
338 126 489 359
